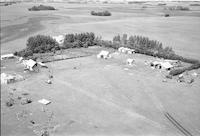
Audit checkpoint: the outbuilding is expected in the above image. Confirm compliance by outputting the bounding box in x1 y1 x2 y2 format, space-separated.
126 58 134 65
97 50 111 59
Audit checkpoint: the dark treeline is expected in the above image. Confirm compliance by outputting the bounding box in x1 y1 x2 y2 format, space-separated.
28 5 56 11
164 6 190 11
91 11 111 16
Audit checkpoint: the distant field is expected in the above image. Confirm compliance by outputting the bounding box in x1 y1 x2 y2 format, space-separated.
1 2 200 59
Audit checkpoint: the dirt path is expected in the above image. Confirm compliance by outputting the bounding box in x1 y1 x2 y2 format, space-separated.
55 77 164 129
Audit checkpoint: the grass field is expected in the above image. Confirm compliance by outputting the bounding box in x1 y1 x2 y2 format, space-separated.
1 1 200 136
1 47 200 136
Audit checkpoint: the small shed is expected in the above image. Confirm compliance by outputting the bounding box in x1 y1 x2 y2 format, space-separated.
97 50 110 59
126 58 134 65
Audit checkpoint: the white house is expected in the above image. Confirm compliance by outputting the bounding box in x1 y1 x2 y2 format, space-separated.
97 50 111 59
126 58 134 65
1 54 15 60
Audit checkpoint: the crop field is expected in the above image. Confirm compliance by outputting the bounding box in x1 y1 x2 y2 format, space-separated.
1 2 200 58
1 1 200 136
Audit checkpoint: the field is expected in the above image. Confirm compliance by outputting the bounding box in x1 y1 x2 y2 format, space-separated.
1 1 200 136
1 2 200 58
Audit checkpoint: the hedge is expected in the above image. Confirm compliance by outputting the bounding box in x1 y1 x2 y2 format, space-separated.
28 5 56 11
91 11 111 16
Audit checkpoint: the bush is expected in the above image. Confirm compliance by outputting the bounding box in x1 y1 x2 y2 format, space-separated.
28 5 56 11
190 4 200 6
14 49 33 58
165 6 190 11
15 35 59 57
164 14 170 17
91 10 111 16
158 3 166 6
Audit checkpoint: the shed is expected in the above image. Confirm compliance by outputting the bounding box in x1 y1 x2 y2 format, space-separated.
126 58 134 65
97 50 110 59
